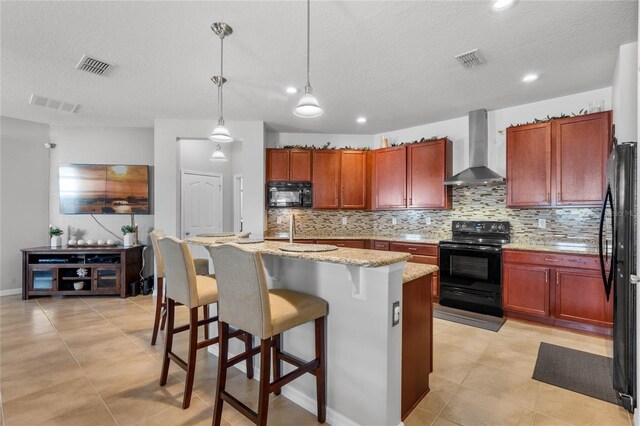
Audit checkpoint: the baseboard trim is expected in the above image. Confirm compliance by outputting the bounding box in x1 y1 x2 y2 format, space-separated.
0 288 22 297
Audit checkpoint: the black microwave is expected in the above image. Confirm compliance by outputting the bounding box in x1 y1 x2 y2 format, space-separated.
267 182 312 208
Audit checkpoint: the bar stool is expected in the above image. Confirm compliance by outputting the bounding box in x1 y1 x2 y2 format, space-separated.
157 236 254 409
207 244 328 426
149 229 211 346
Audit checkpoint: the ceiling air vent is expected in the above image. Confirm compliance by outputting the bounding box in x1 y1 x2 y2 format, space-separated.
75 55 113 76
455 49 483 68
29 94 80 113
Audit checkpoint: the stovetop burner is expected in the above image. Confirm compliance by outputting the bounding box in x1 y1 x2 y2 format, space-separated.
440 221 510 246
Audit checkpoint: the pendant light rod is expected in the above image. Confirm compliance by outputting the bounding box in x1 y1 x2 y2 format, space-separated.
294 0 323 118
306 0 310 85
210 23 234 142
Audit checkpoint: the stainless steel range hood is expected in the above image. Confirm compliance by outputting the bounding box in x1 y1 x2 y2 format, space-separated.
444 109 504 186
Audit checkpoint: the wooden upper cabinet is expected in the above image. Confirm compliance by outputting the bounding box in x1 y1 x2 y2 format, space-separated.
407 139 452 209
289 150 312 181
266 149 290 181
506 111 611 208
373 146 407 209
312 150 341 209
340 150 367 209
266 149 312 182
553 112 610 206
506 123 552 207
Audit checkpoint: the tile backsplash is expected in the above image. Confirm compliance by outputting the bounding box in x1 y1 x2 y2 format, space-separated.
266 183 602 244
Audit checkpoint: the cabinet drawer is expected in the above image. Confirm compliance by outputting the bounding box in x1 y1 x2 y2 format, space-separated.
407 254 438 266
372 241 390 251
319 239 366 249
503 250 600 271
390 242 437 256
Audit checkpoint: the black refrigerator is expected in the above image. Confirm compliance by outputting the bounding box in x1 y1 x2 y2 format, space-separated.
599 141 637 412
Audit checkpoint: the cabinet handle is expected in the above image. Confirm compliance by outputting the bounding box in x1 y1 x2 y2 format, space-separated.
409 197 412 205
567 259 585 263
408 247 418 251
546 192 550 201
545 273 548 285
544 258 560 262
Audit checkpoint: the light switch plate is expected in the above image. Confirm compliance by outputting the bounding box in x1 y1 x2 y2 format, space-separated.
392 217 397 225
425 217 432 225
538 218 547 229
342 217 348 225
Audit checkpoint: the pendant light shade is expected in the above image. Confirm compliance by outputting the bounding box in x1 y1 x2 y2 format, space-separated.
209 23 234 142
295 0 322 118
210 144 228 161
294 84 323 118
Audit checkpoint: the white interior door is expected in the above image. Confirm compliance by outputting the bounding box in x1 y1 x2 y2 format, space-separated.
233 174 243 233
181 171 223 239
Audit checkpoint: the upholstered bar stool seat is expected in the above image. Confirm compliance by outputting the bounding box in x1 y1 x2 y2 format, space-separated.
149 229 212 346
195 275 218 305
269 289 327 336
208 244 328 426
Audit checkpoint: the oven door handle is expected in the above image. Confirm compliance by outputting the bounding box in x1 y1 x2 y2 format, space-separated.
449 290 498 301
440 244 501 253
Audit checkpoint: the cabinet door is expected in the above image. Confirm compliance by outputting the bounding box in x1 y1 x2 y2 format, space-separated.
93 266 121 293
340 151 367 209
29 266 57 291
503 263 550 316
506 123 552 207
407 140 451 209
553 112 610 206
289 150 312 181
373 146 407 209
432 274 439 299
312 150 341 209
555 268 613 327
266 149 290 181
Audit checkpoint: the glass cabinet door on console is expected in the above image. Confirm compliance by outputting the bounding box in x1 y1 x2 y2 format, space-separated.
94 267 121 292
29 266 57 291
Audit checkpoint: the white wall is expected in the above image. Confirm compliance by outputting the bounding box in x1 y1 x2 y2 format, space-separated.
154 119 265 238
0 116 50 293
375 87 613 176
179 139 239 231
613 42 639 143
48 126 154 242
266 132 373 149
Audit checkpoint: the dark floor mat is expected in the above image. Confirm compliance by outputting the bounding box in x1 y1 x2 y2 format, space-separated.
433 304 505 332
532 342 620 406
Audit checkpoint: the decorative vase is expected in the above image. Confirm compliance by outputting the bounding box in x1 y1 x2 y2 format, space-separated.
50 236 62 248
123 233 135 247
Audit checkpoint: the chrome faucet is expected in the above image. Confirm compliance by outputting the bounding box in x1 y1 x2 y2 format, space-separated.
289 212 295 243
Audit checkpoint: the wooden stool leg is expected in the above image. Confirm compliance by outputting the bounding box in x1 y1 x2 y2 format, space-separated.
257 338 272 426
245 333 254 379
272 334 282 396
213 322 230 426
160 298 175 386
203 304 210 340
315 317 326 423
183 307 199 409
160 292 168 331
151 277 164 345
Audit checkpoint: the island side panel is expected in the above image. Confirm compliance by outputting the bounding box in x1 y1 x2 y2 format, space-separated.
262 255 404 426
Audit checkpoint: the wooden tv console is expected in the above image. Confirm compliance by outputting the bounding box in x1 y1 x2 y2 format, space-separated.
21 245 144 299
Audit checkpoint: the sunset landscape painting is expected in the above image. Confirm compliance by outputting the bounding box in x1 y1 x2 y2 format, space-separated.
59 164 150 214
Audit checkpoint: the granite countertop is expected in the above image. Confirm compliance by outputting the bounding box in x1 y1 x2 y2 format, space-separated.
265 233 442 245
503 242 600 255
403 263 438 283
190 238 412 267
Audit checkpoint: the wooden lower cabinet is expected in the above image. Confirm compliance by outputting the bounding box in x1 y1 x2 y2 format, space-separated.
503 264 550 316
555 268 613 328
503 249 612 335
402 272 433 420
387 242 440 299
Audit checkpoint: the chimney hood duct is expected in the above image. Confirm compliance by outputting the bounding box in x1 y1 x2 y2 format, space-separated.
444 109 504 186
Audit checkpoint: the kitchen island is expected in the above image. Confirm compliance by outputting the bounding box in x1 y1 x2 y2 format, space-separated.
190 237 436 425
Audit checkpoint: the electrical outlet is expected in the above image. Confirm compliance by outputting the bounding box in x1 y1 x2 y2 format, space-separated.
342 217 348 225
277 216 284 225
538 218 547 229
392 301 400 327
425 217 432 225
392 217 397 225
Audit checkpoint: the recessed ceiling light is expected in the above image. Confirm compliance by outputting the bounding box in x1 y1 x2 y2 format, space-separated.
522 73 539 83
286 87 298 94
492 0 515 11
356 117 367 124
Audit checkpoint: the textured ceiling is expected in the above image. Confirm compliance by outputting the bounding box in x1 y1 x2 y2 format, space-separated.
1 1 637 134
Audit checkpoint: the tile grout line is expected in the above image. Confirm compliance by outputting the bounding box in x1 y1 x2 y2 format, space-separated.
35 298 121 426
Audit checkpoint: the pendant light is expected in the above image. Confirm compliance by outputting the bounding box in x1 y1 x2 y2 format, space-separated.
209 22 234 142
210 144 228 161
294 0 323 118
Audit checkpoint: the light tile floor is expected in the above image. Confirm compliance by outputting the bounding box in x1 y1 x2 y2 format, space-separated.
0 294 632 426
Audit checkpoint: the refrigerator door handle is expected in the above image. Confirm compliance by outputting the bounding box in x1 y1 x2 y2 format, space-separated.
599 184 615 301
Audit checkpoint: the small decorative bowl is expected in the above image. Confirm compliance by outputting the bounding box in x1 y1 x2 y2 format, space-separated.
73 282 84 290
86 239 95 245
97 240 105 245
106 239 115 245
77 239 86 245
68 239 77 246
